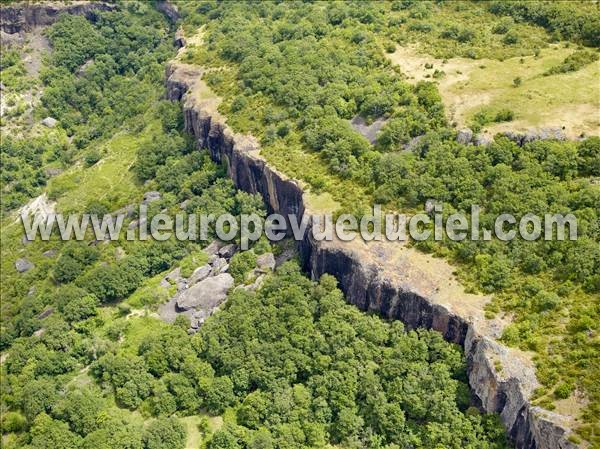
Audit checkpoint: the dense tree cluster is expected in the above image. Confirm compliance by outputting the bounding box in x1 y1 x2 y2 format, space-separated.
197 263 508 448
0 3 174 217
488 1 600 47
0 133 70 217
182 1 600 439
187 1 599 295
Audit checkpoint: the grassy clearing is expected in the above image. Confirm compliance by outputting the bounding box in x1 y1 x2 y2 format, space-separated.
119 315 171 355
179 414 223 449
46 127 152 214
388 45 600 138
125 272 174 310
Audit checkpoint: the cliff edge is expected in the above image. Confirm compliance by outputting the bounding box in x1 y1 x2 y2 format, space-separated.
0 1 115 35
164 51 579 449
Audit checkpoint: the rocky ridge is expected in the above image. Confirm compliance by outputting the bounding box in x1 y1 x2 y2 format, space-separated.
0 1 115 35
165 54 580 449
158 240 275 333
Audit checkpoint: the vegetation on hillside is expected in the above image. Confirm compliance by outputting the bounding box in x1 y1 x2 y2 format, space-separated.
178 1 600 441
1 3 510 449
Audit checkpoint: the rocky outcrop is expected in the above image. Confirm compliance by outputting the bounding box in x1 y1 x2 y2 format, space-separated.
41 117 57 128
165 61 579 449
0 2 115 34
155 1 180 23
15 258 33 273
456 127 473 144
176 273 234 311
502 127 566 146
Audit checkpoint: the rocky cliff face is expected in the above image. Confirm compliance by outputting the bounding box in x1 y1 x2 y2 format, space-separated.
165 61 579 449
0 1 115 34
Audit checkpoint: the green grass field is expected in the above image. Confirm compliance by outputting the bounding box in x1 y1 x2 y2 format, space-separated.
388 45 600 138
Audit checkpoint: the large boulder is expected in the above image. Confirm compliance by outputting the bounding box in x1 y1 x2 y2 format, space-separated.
176 273 234 311
210 257 228 274
42 249 57 257
155 1 180 22
218 243 238 259
256 253 275 272
473 133 493 146
174 28 186 48
41 117 57 128
403 135 424 152
15 258 34 273
204 240 223 256
142 191 161 205
456 128 473 145
188 264 211 285
77 59 94 77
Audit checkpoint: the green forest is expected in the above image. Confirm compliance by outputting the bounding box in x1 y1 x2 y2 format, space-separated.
0 1 598 448
0 2 510 449
178 1 599 443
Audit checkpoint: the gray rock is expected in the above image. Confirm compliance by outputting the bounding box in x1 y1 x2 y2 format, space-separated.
41 117 57 128
44 167 63 177
537 127 566 141
207 254 219 265
15 258 33 273
112 204 136 218
349 115 388 144
456 128 473 145
164 267 182 285
504 127 566 146
204 240 223 255
218 243 238 259
77 59 94 77
42 249 57 257
211 257 227 274
0 2 116 34
128 217 147 230
176 273 234 311
155 0 180 22
174 28 186 48
403 135 424 152
142 191 161 205
190 309 210 328
502 131 523 145
36 307 53 320
115 247 126 260
244 274 265 291
424 199 437 214
188 264 211 285
219 263 229 273
473 133 493 146
256 253 275 272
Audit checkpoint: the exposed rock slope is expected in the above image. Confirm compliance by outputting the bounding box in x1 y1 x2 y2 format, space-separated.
0 1 115 34
165 55 579 449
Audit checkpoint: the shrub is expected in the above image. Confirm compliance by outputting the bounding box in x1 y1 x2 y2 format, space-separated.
502 31 519 45
83 150 101 166
142 417 186 449
545 50 599 75
1 411 27 433
228 251 257 283
554 383 574 400
230 95 248 112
